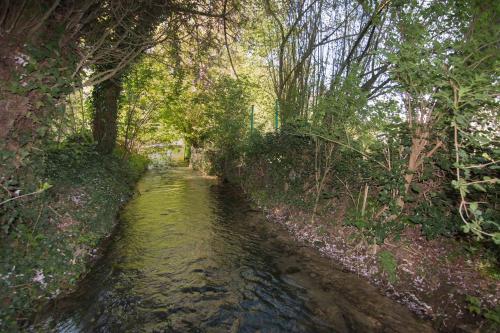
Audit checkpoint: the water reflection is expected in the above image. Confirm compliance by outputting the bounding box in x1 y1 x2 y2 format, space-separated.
45 167 433 333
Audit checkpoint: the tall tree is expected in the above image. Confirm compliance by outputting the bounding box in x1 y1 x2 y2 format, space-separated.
89 1 164 153
92 70 124 153
89 0 233 153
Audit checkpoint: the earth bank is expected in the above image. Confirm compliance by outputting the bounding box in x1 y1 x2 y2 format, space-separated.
190 145 500 332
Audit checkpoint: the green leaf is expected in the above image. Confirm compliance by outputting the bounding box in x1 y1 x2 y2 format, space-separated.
466 296 482 315
482 152 492 161
492 233 500 245
411 183 422 193
472 183 487 192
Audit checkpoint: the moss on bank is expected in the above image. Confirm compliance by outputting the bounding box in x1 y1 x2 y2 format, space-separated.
0 143 148 331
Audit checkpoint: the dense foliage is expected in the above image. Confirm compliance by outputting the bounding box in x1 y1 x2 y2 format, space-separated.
0 0 498 330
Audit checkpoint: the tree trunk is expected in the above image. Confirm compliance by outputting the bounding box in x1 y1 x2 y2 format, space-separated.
92 76 122 154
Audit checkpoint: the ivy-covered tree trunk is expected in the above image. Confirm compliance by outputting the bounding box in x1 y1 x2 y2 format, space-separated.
92 76 122 154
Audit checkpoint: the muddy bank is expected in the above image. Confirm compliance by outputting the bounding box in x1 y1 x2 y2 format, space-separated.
261 205 499 332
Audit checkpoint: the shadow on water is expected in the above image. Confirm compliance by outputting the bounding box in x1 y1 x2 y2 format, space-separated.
41 166 434 332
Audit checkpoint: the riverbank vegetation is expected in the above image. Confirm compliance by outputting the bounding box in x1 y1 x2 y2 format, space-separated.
1 0 498 331
0 139 148 330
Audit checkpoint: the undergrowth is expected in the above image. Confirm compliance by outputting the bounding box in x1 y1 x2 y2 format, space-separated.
377 250 398 284
193 129 500 329
0 141 148 331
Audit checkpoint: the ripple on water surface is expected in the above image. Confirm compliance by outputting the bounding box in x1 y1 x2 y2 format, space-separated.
46 167 434 333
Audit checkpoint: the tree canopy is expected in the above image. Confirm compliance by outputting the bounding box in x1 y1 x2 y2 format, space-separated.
1 0 498 240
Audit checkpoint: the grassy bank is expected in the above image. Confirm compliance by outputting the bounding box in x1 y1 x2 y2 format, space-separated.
0 142 148 331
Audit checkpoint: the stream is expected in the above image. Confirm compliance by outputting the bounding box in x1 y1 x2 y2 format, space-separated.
45 166 434 332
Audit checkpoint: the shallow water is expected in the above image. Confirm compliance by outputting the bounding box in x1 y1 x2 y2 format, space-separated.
45 166 434 332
